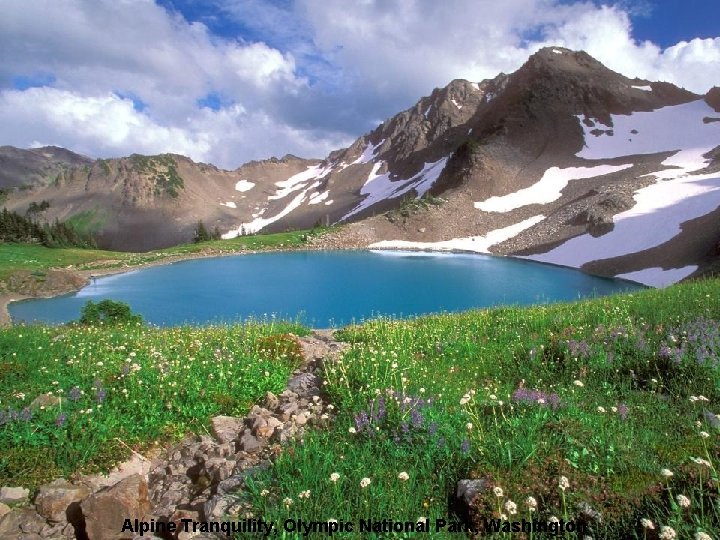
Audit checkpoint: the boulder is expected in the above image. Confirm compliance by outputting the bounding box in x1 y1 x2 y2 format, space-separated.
238 430 263 453
262 392 279 411
286 373 320 397
80 474 152 540
210 416 244 444
0 486 30 505
0 502 10 519
35 479 90 524
456 479 487 508
29 393 62 410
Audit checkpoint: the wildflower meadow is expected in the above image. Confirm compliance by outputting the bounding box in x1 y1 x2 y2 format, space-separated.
246 278 719 539
1 276 719 538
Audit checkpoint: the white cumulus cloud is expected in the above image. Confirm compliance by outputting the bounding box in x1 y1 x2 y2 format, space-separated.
0 0 718 168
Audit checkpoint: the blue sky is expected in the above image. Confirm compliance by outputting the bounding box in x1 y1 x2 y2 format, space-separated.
0 0 718 168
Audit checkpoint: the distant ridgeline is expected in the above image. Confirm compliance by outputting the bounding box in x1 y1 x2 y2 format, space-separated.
0 207 96 248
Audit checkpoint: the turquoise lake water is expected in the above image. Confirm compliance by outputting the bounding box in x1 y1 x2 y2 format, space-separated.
9 250 643 327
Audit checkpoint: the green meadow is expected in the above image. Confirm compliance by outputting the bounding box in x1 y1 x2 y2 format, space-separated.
0 250 718 538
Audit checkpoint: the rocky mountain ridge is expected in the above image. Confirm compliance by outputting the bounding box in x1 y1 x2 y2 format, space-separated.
1 47 719 284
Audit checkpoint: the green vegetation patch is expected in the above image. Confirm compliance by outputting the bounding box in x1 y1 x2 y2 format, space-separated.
0 243 121 281
386 194 445 223
131 154 184 198
65 208 108 236
0 317 309 490
247 279 720 539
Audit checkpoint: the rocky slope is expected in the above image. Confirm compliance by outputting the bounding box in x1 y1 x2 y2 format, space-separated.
1 47 719 284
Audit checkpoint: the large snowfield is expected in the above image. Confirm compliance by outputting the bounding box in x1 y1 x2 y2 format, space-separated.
524 99 720 286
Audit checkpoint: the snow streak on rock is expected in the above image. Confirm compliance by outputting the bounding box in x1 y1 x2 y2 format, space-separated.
475 164 633 212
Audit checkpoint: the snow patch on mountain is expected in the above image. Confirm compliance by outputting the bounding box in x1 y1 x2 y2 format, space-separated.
224 184 319 237
631 85 652 91
353 139 386 165
309 190 330 205
221 201 237 209
578 100 720 159
234 179 255 192
617 266 698 287
474 164 633 212
370 215 545 253
341 157 450 221
524 169 720 273
269 165 329 200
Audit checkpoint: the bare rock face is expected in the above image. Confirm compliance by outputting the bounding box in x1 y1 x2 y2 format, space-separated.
35 478 90 524
706 87 720 112
80 474 152 540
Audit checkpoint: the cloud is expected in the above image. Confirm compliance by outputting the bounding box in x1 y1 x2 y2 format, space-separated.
0 88 211 159
542 5 720 91
0 0 718 168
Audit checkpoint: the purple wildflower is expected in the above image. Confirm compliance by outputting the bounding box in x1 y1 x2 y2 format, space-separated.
410 409 424 428
461 439 471 454
68 386 82 401
428 422 438 436
371 397 386 422
96 388 107 404
354 410 370 433
55 412 67 427
512 387 561 409
617 403 629 420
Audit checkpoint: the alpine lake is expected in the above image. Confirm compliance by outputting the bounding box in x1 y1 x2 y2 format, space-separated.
9 250 644 327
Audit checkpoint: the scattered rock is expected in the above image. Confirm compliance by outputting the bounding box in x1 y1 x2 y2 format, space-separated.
287 372 320 397
210 415 244 444
238 430 263 453
0 486 30 506
262 391 279 410
0 508 47 539
34 478 90 524
456 479 487 508
3 329 339 539
80 474 152 540
29 393 62 410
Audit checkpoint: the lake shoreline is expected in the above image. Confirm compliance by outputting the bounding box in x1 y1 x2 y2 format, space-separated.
2 243 646 327
0 242 366 325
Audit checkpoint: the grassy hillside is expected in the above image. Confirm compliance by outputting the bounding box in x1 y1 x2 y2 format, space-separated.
0 227 334 282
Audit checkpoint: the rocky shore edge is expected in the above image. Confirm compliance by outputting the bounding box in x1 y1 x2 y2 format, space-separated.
0 330 348 540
